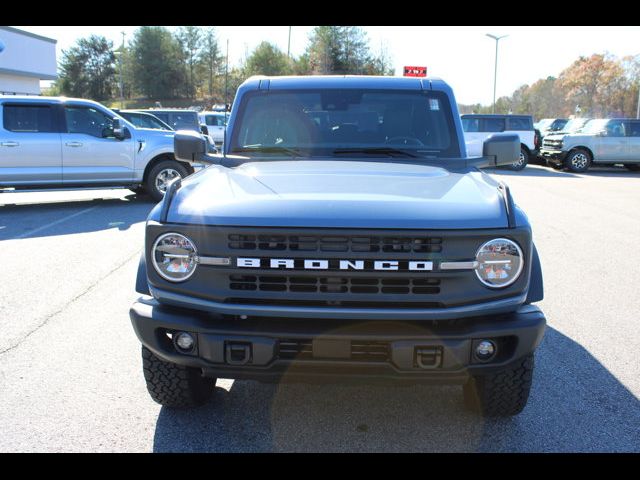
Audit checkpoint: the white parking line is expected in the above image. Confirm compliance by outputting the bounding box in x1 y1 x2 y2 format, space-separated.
14 205 100 239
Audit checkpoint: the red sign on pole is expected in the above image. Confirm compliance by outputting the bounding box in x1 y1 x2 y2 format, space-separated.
403 66 427 77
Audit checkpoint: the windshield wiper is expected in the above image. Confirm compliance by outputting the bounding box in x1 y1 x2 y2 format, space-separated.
332 147 418 158
231 145 308 157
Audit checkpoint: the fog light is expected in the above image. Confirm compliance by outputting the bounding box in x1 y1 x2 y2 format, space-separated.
174 332 195 353
475 340 496 361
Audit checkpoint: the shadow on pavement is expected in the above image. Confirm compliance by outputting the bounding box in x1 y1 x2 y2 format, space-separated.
0 194 155 240
152 327 640 452
487 164 640 178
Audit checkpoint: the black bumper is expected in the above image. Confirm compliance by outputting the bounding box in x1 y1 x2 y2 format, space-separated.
130 297 546 384
540 149 567 165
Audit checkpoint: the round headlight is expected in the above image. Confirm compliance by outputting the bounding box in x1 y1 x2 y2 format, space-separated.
475 238 524 288
152 233 198 282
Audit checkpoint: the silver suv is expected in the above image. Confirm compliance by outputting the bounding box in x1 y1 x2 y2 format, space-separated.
0 96 198 201
541 118 640 173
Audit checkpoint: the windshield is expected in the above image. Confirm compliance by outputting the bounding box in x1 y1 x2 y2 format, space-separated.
229 89 460 158
535 119 553 130
581 119 609 134
562 118 590 133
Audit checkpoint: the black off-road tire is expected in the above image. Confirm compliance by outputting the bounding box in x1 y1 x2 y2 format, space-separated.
509 147 529 171
564 149 592 173
624 164 640 172
142 346 215 408
145 160 189 202
463 354 534 417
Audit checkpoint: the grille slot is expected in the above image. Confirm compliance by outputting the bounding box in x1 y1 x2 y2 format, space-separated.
277 339 389 362
278 339 313 359
229 275 441 295
228 234 443 253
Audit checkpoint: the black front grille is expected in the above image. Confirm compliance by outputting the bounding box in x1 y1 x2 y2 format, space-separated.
277 339 390 362
229 274 441 295
226 298 443 308
228 234 443 253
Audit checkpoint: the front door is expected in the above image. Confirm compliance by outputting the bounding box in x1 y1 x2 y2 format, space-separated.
593 120 629 162
61 105 134 184
0 102 62 186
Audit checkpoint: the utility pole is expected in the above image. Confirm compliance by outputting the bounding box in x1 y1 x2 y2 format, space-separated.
120 31 125 109
486 33 508 114
224 39 229 112
287 26 291 58
637 85 640 119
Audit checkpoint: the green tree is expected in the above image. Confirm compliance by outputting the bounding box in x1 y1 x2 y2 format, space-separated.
58 35 116 101
176 26 203 98
131 26 185 99
244 41 291 76
292 53 311 75
199 28 221 97
307 26 377 75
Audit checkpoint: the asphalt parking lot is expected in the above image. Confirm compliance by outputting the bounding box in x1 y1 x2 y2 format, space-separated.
1 164 639 452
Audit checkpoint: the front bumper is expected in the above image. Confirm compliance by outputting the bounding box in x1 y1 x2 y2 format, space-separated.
130 297 546 384
540 148 567 165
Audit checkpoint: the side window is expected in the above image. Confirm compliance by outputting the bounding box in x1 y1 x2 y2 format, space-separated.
461 117 479 132
507 117 531 130
153 113 169 123
605 120 625 137
481 118 506 132
3 104 55 132
205 115 217 126
629 121 640 137
65 106 115 138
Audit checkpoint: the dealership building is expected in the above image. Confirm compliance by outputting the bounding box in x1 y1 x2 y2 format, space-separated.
0 26 57 95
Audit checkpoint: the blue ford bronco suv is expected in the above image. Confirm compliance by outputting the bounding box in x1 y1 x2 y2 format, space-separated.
130 76 546 417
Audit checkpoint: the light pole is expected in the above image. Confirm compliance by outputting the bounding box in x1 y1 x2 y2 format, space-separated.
486 33 508 114
287 26 291 59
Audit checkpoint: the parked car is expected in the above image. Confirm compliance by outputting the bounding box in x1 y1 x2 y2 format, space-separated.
461 114 537 170
198 111 228 145
112 109 173 131
540 118 640 172
0 96 197 201
130 75 546 417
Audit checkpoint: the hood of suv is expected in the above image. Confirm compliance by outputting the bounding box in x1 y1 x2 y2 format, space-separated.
165 160 509 229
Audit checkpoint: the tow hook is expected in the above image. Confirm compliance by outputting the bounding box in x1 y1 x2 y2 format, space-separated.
415 346 443 369
225 342 252 365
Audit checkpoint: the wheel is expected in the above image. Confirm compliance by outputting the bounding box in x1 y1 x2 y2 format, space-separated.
509 147 529 171
624 164 640 172
463 354 534 417
564 149 591 173
146 160 188 202
142 346 215 408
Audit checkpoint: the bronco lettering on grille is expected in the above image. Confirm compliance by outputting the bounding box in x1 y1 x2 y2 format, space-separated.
236 257 434 271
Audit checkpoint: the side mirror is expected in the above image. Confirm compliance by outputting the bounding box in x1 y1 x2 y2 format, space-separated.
482 133 520 167
174 129 217 165
200 124 209 135
596 130 607 137
113 118 126 140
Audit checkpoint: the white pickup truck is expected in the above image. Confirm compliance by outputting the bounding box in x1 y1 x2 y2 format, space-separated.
462 114 537 170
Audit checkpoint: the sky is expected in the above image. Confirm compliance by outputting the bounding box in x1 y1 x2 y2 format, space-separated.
13 25 640 105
